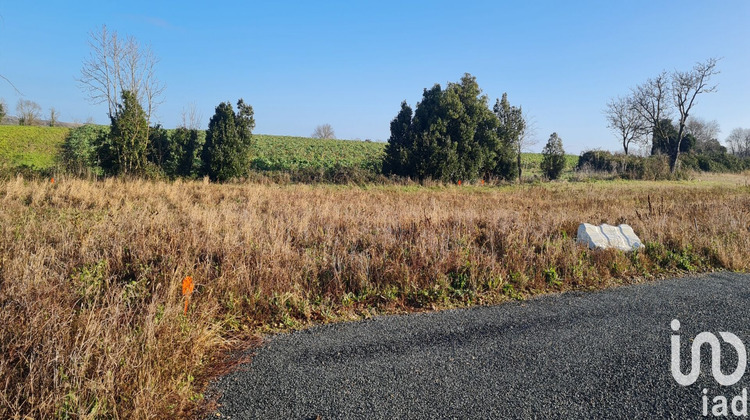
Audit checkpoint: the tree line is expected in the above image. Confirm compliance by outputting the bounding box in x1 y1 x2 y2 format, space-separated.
18 25 750 183
67 26 566 183
382 73 565 182
603 58 750 169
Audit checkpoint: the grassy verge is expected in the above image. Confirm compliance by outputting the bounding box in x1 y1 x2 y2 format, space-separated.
1 176 748 418
0 126 69 173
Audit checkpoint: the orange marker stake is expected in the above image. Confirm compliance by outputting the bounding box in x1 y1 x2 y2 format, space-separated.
182 276 194 314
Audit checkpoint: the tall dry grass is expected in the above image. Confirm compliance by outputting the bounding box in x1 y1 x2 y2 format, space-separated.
0 176 749 418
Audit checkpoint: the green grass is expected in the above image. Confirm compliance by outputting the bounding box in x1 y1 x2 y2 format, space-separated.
0 125 70 171
250 135 386 172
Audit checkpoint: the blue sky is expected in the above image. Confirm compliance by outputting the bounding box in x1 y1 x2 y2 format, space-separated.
0 1 748 153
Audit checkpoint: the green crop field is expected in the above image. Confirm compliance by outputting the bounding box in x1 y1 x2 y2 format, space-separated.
0 125 70 171
251 135 386 172
520 153 580 177
0 125 580 178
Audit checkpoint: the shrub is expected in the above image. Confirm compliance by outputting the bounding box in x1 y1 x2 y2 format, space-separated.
383 74 513 182
62 125 108 176
201 99 255 182
541 132 565 180
576 150 677 180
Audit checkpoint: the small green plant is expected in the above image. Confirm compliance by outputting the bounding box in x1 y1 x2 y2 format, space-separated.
502 283 523 300
543 266 562 287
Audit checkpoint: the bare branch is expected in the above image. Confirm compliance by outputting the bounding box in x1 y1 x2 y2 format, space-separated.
631 71 672 143
0 74 22 95
605 96 647 155
78 25 164 123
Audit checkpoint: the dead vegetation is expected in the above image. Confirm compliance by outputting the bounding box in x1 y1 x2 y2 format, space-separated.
0 176 748 418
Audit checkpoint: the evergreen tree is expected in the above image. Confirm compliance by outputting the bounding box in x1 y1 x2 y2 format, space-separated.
540 132 566 180
382 73 501 182
147 124 170 169
493 93 525 181
201 99 255 182
106 90 149 175
171 127 203 178
382 101 413 176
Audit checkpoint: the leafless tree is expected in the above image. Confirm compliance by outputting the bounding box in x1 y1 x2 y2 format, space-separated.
48 107 58 127
685 117 721 152
181 103 203 130
631 58 720 172
16 99 41 126
631 71 672 150
312 123 335 139
671 58 720 171
78 25 165 125
604 96 647 155
726 128 750 157
516 109 538 181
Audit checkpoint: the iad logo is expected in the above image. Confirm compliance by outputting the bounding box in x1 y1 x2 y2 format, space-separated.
671 319 750 417
670 319 747 386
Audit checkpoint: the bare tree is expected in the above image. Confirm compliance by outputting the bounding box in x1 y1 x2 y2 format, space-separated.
604 96 647 155
78 25 165 125
726 128 750 157
671 58 720 171
48 107 58 127
517 109 538 180
181 102 203 130
312 123 335 139
16 99 41 126
631 71 672 151
631 59 720 172
685 117 721 152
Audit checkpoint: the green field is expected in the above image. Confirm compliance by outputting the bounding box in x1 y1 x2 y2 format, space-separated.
250 134 386 172
0 125 70 171
520 153 580 178
0 125 580 178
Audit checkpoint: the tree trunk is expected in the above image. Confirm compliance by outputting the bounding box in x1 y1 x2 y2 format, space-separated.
669 150 680 173
516 152 522 183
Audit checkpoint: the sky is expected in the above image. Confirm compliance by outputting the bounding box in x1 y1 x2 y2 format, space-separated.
0 0 748 154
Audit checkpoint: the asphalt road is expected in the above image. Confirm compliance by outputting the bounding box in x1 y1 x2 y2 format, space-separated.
207 272 750 419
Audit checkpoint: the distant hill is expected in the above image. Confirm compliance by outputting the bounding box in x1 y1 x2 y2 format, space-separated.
1 116 81 128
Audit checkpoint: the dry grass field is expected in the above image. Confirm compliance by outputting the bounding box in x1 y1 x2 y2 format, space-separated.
1 175 749 418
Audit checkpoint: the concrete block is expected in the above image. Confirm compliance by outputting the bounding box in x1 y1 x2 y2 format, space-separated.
577 223 642 252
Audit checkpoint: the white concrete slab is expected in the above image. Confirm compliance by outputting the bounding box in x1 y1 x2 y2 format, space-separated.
577 223 642 252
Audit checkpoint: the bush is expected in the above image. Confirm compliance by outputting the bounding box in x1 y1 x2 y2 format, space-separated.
576 150 689 180
62 125 108 176
201 99 255 182
541 132 565 180
383 74 514 182
680 152 749 173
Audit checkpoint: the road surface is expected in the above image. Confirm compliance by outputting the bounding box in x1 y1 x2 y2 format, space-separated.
208 272 750 419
